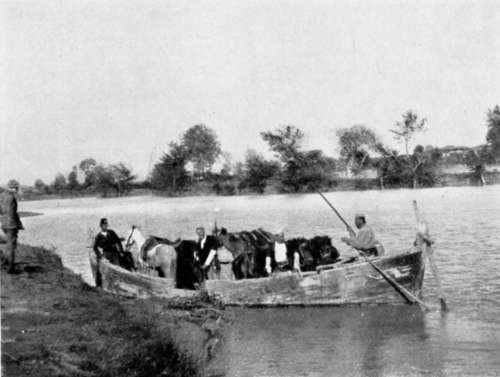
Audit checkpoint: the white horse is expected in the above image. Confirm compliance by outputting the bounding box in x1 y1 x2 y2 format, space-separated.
124 225 178 278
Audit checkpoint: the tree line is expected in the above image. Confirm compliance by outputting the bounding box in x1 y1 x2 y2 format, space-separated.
27 160 137 198
151 106 500 194
21 105 500 198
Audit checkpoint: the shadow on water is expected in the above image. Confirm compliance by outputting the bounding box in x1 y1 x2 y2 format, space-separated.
220 305 445 377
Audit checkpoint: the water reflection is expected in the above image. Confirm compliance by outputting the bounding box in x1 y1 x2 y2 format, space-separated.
223 306 441 377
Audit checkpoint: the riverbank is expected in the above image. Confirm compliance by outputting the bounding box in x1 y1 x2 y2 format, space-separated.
1 245 226 377
17 170 500 201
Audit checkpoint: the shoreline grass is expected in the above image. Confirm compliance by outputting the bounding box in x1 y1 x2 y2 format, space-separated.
1 245 226 377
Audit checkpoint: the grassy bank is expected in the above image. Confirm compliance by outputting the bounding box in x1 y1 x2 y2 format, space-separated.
1 245 226 377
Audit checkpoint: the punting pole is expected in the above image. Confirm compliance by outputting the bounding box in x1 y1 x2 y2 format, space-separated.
316 190 355 235
413 200 448 312
315 187 430 309
358 252 431 310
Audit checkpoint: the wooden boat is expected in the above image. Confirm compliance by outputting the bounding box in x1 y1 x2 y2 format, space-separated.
89 252 198 299
89 247 425 306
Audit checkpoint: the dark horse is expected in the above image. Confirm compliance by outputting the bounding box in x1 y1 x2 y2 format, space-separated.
216 231 257 279
248 229 341 272
286 236 340 271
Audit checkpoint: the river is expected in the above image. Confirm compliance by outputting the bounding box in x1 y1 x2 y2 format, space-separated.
18 185 500 376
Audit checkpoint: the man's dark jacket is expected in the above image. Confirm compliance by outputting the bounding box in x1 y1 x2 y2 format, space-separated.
93 230 123 259
197 235 219 266
0 191 23 230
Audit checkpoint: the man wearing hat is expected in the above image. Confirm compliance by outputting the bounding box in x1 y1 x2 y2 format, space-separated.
93 218 124 266
1 180 24 273
195 226 220 280
341 213 384 256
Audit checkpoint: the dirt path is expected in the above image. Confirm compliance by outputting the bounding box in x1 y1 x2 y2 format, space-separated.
1 245 226 377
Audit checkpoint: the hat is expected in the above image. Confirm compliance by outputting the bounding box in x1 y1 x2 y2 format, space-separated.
354 213 365 219
100 218 108 226
7 180 20 189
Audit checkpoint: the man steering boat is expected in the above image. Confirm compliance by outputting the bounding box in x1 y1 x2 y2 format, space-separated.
341 213 384 256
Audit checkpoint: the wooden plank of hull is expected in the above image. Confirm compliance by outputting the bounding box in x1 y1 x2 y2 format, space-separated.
205 250 425 306
89 252 198 299
89 249 424 306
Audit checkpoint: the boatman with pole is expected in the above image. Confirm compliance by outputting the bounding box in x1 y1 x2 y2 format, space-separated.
340 213 384 256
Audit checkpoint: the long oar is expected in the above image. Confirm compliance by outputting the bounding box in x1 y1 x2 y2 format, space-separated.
316 191 355 234
317 191 430 309
358 252 431 310
413 201 448 312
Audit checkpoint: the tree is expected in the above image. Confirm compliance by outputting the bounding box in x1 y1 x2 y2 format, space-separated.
261 125 306 192
79 158 97 188
390 111 427 156
388 112 434 188
464 146 493 186
409 145 442 188
336 125 379 177
182 124 222 177
374 151 408 189
92 165 115 197
51 173 67 193
220 151 233 176
67 166 80 191
375 146 441 189
261 126 336 192
277 149 336 192
109 163 136 196
151 142 189 192
261 125 304 162
486 105 500 158
242 150 280 193
34 179 49 194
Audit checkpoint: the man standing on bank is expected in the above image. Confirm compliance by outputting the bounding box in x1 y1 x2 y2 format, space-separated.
341 213 384 256
93 218 124 266
1 180 24 273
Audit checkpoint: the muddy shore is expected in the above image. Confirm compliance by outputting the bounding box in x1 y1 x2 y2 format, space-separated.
1 245 227 377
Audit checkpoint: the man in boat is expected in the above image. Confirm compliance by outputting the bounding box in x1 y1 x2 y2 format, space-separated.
1 180 24 274
195 226 220 279
263 230 301 276
93 218 124 266
340 213 384 256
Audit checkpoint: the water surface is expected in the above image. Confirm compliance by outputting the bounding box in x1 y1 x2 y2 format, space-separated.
19 186 500 376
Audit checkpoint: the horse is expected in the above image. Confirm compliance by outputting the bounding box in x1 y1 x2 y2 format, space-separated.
216 231 256 279
287 236 340 271
309 236 340 265
253 229 340 272
123 226 178 279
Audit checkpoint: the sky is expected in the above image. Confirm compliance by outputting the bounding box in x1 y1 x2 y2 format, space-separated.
1 0 499 184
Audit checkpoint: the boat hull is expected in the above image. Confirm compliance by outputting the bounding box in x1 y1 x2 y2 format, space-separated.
89 252 198 299
89 250 425 306
206 250 425 306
